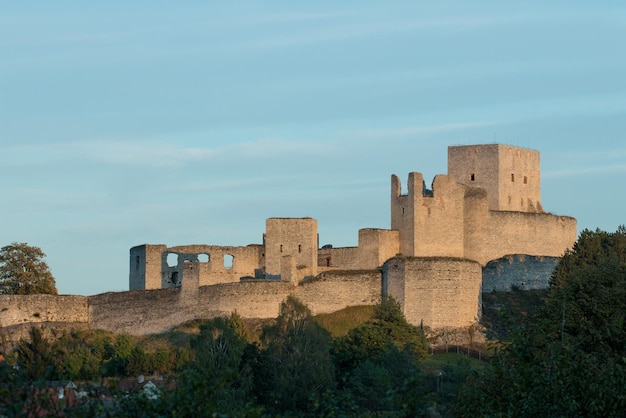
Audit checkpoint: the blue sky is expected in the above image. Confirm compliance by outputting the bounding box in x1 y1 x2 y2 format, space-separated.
1 2 625 296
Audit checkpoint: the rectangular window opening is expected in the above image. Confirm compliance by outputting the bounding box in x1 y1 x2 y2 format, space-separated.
511 173 515 182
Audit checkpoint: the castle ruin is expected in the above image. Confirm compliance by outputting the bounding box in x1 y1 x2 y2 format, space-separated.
0 144 578 343
124 144 576 330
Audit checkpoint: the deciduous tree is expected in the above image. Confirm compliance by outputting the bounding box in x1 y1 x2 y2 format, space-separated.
0 242 57 295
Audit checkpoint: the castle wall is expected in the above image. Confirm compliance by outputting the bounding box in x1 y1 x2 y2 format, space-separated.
295 270 381 315
89 289 184 335
0 295 89 327
482 254 559 292
382 257 482 328
89 264 381 336
317 229 399 270
198 281 290 319
265 218 318 278
465 210 576 265
318 247 359 269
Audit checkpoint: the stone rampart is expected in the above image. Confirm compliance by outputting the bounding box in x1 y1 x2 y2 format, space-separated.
383 257 482 328
89 288 184 335
296 270 381 315
482 254 559 292
0 295 88 328
466 211 576 265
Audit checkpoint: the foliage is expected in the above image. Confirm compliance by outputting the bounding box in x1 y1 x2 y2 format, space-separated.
170 313 258 416
334 295 429 372
15 327 55 381
457 227 626 417
332 296 430 414
256 295 335 414
0 242 57 295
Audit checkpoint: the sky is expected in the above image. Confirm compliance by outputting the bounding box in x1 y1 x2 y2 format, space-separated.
1 2 625 296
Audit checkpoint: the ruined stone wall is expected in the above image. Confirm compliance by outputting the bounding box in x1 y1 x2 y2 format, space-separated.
383 257 482 328
130 244 264 290
318 247 359 269
164 244 263 286
265 218 318 278
0 295 89 328
482 254 559 292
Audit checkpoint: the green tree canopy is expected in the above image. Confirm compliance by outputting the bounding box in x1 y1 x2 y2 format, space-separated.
0 242 57 295
257 296 335 414
457 227 626 417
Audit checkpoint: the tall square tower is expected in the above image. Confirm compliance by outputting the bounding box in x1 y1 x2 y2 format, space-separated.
264 218 318 278
448 144 542 212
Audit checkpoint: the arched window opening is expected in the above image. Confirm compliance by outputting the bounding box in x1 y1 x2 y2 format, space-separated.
224 254 234 270
167 253 179 268
198 253 210 263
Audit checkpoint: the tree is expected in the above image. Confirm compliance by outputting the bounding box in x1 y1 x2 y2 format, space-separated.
0 242 57 295
457 228 626 417
332 296 429 413
256 296 335 413
15 327 55 381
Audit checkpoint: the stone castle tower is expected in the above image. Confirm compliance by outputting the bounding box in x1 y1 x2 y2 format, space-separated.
390 144 574 265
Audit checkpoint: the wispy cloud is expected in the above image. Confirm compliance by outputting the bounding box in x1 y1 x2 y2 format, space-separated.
343 121 500 140
5 137 328 168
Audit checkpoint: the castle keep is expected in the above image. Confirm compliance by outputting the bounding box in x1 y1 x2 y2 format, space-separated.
0 144 577 340
122 144 576 331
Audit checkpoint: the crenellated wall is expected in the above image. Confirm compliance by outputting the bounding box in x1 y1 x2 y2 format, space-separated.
391 170 576 265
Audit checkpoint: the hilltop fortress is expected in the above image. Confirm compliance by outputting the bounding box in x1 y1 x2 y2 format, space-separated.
0 144 577 341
